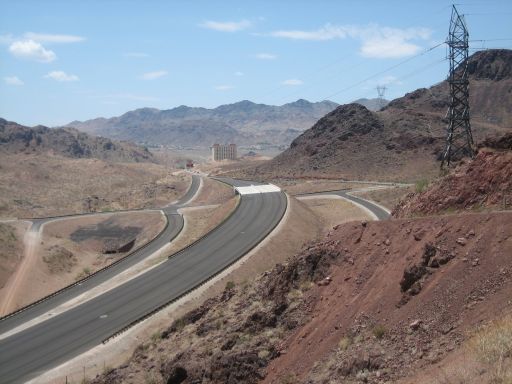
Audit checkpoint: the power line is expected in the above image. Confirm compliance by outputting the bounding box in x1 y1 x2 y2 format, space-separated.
322 42 445 101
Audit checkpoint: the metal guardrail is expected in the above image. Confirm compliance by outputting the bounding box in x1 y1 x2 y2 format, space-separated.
0 176 200 324
0 212 179 323
101 191 288 343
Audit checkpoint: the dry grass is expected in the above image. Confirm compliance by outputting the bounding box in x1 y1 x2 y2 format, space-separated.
432 314 512 384
470 315 512 383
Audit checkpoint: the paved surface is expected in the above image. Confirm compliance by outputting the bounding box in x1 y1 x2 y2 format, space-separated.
297 189 390 220
0 178 287 383
0 174 201 332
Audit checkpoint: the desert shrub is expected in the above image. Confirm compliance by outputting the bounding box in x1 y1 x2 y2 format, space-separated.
372 324 387 339
415 179 429 193
258 349 270 359
338 336 353 351
151 331 161 343
173 318 186 331
225 280 235 290
279 373 298 384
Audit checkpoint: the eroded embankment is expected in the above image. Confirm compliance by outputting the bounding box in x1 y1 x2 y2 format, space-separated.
90 211 512 384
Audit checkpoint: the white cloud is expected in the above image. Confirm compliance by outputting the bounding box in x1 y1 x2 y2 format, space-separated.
9 39 56 62
358 26 430 58
270 24 348 41
255 53 277 60
4 76 24 85
267 23 432 59
24 32 85 43
44 70 79 82
215 85 234 91
124 52 149 58
234 71 244 76
281 79 303 86
199 20 252 32
141 70 168 80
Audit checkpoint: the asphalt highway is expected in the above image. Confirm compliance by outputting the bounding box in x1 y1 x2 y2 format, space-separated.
0 178 287 383
338 190 390 220
298 189 390 220
0 174 200 333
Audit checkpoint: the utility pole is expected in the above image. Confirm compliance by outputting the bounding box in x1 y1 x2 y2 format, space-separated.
441 4 474 168
376 85 387 110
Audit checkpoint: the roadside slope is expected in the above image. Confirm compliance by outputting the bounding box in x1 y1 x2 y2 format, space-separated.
89 211 512 384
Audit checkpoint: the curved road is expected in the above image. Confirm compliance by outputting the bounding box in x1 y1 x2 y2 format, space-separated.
0 178 287 383
297 189 390 220
0 174 201 332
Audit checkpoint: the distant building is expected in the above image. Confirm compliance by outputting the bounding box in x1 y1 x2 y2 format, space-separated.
212 143 237 161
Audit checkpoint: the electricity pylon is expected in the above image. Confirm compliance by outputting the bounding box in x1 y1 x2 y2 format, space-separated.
441 4 474 167
376 85 387 110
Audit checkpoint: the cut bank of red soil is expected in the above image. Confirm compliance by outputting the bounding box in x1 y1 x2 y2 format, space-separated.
90 211 512 384
393 149 512 218
263 212 512 384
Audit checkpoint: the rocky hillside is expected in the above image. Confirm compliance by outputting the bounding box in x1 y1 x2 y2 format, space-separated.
0 118 154 162
90 210 512 384
66 99 338 147
352 97 389 111
234 49 512 182
393 133 512 218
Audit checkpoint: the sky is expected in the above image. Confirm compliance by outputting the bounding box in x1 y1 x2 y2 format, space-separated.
1 0 511 127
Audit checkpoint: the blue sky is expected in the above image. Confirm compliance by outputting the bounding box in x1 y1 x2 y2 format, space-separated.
1 0 511 126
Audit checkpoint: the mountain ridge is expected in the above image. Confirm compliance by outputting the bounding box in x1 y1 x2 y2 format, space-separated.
64 99 340 147
0 118 154 163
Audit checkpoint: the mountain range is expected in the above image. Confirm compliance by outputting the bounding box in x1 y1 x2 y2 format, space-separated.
66 99 340 148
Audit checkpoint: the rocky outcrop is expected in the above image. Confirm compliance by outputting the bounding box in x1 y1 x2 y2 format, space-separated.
393 147 512 217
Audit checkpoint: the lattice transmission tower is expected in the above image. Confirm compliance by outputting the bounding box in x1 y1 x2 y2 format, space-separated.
376 85 387 110
441 5 474 168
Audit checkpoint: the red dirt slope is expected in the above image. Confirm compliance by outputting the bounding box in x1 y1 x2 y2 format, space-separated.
393 148 512 218
90 211 512 384
263 212 512 383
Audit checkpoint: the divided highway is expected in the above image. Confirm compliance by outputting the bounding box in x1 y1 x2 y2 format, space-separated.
0 177 287 383
0 174 201 333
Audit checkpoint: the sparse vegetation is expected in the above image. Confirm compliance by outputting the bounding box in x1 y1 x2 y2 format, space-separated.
43 245 77 274
279 373 298 384
225 280 235 290
470 315 512 382
338 336 353 351
75 267 92 281
415 178 429 193
151 331 161 343
372 324 387 339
